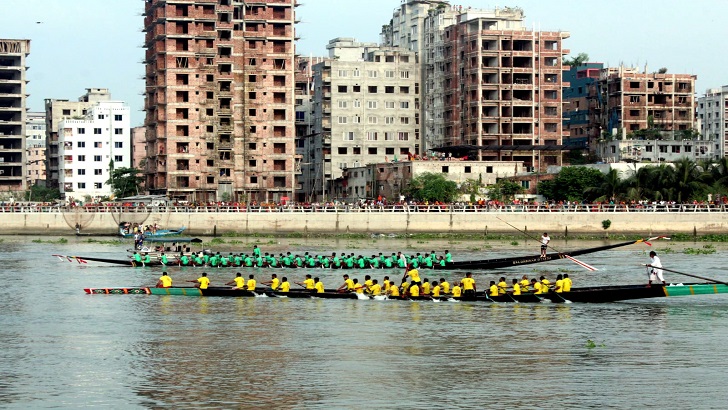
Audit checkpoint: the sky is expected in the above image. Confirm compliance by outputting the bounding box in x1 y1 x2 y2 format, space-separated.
2 0 727 127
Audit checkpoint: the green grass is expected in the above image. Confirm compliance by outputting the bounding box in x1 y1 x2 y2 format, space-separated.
32 238 68 244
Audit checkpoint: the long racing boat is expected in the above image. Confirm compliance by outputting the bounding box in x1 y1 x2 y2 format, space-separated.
83 283 728 303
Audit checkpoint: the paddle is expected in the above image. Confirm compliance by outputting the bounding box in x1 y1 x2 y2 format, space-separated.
644 264 728 286
496 217 598 271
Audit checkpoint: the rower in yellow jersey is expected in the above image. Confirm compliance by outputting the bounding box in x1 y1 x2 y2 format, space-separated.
421 278 431 295
225 272 245 290
451 283 462 298
369 279 382 296
353 279 364 294
382 276 391 292
156 271 173 288
387 283 400 297
278 277 291 292
540 276 551 293
263 274 280 291
314 277 325 293
188 272 210 290
461 272 476 299
554 274 564 293
408 281 420 297
363 275 374 294
406 266 421 286
519 275 530 292
488 281 499 297
431 281 441 297
562 274 572 292
400 280 411 294
337 274 355 293
297 274 315 291
246 274 257 291
511 279 521 296
497 277 508 295
532 278 544 294
439 278 451 294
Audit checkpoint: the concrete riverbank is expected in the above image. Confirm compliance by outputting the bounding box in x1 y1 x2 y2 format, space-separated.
0 209 725 236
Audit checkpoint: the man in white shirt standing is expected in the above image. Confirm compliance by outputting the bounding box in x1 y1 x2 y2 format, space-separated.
540 232 550 258
647 251 666 287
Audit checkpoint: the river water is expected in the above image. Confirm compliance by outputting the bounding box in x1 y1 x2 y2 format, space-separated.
1 237 728 409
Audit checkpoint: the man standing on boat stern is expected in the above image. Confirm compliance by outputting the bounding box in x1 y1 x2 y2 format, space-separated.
540 233 550 258
647 251 666 287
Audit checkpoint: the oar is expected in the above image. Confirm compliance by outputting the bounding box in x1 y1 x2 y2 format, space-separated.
496 217 597 271
644 265 728 286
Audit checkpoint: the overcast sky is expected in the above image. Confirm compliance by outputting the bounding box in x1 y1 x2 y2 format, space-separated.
2 0 726 126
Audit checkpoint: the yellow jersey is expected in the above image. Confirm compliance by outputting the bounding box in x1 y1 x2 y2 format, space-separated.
354 283 363 294
533 282 544 294
197 276 210 290
421 282 431 295
344 278 355 290
408 269 421 282
432 285 441 297
270 277 280 290
401 282 410 292
520 279 530 292
246 279 256 291
555 279 564 293
383 280 391 291
389 286 400 297
370 283 382 296
489 284 499 297
461 277 475 291
233 277 245 288
314 281 325 293
364 279 373 291
563 278 572 292
303 278 315 289
159 275 172 288
541 279 551 293
279 281 291 292
497 281 507 295
513 283 521 296
452 285 462 297
441 281 450 294
409 284 420 297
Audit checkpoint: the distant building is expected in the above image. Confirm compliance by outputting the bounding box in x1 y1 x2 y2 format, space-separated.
26 112 46 186
563 63 603 149
295 55 326 202
0 39 31 192
697 86 728 158
594 138 714 163
131 126 146 169
57 101 131 200
45 88 112 190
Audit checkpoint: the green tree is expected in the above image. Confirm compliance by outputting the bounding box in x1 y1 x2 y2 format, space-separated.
107 167 144 199
459 176 485 203
403 172 458 203
585 168 623 202
24 184 61 202
538 167 605 202
564 52 589 67
488 179 524 202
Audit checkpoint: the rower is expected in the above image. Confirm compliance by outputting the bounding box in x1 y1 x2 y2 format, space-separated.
405 266 422 288
382 276 391 292
439 278 451 294
369 279 382 296
532 278 544 294
563 274 572 292
519 275 530 293
387 282 400 298
337 274 355 292
408 281 420 298
451 282 462 298
497 277 507 295
461 272 476 299
363 275 373 293
246 274 257 291
511 279 521 296
130 251 141 265
297 274 315 291
278 277 291 292
400 279 410 295
314 277 325 293
188 272 210 289
143 253 152 266
156 271 172 288
444 250 452 263
226 272 245 290
540 276 551 292
431 281 441 297
421 278 431 295
352 278 364 294
160 252 169 266
253 245 261 258
488 281 499 297
554 274 564 293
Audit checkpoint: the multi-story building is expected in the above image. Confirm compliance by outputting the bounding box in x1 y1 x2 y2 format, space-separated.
57 101 131 200
294 55 325 202
563 63 602 148
442 14 570 171
590 66 697 140
0 39 31 192
594 139 714 163
131 126 147 169
310 38 419 201
697 86 728 158
143 0 297 203
45 88 112 190
26 112 46 187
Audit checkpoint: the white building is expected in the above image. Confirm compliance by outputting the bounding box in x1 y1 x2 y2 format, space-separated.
25 112 46 186
697 86 728 158
594 138 715 163
58 101 131 200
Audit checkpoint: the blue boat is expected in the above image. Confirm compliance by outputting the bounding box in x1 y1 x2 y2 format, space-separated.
118 222 186 238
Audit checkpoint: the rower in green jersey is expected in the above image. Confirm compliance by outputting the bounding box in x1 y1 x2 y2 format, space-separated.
437 257 446 267
244 255 253 267
444 250 452 263
345 256 354 269
370 256 380 269
160 253 169 266
384 257 393 268
423 255 434 269
133 252 142 266
180 254 190 266
193 254 203 266
253 245 261 258
142 253 152 266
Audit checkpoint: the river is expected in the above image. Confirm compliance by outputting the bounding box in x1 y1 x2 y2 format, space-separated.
1 237 727 409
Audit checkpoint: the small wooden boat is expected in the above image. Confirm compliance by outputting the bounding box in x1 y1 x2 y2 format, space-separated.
119 222 187 238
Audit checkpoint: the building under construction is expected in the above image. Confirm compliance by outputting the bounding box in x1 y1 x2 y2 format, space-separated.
143 0 297 203
0 39 30 192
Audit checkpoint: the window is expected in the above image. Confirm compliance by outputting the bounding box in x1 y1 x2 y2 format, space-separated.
367 131 378 141
353 100 361 108
385 86 395 94
94 155 102 162
367 70 378 78
114 142 123 148
77 182 86 189
367 101 378 109
94 128 102 135
384 132 394 141
77 169 86 175
486 166 493 173
521 180 530 189
77 155 85 162
400 101 409 109
368 147 377 155
77 141 85 148
442 166 449 173
385 117 395 125
385 101 395 109
94 183 103 189
114 128 123 135
400 71 410 79
386 147 395 155
114 114 123 121
672 146 681 153
114 155 123 162
353 69 360 77
352 116 361 124
338 85 348 93
338 147 348 155
400 86 410 94
630 96 641 103
368 116 378 124
77 128 85 134
400 117 409 125
343 132 354 141
338 116 348 124
398 132 409 141
385 70 395 78
94 169 103 175
338 100 348 108
338 69 348 77
368 86 378 93
352 85 361 93
464 166 471 173
98 114 105 120
94 142 102 148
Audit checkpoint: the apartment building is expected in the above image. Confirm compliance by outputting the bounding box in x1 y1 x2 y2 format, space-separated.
0 39 31 192
294 55 325 202
57 101 131 200
697 86 728 158
310 38 419 201
26 112 46 186
563 63 602 148
442 14 570 171
143 0 297 203
45 88 112 190
590 66 696 140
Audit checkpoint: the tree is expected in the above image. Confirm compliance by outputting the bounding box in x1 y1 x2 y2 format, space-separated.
403 172 458 203
564 52 589 67
107 167 144 199
24 184 61 202
459 176 485 203
538 167 605 202
488 180 524 202
585 168 623 202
